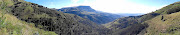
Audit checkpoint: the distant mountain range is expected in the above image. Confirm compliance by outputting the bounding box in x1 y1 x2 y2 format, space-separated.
116 13 144 16
57 6 122 24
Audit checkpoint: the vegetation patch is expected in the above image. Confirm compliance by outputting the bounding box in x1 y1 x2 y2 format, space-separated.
0 0 57 35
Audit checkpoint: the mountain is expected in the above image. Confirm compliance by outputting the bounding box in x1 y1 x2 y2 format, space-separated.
0 0 110 35
1 0 180 35
57 6 122 24
104 1 180 35
0 0 57 35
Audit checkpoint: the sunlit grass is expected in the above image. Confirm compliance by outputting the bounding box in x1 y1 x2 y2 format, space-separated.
0 10 57 35
144 12 180 35
0 0 57 35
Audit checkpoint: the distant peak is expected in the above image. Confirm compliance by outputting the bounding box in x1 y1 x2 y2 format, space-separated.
76 6 92 9
61 6 92 9
60 5 96 12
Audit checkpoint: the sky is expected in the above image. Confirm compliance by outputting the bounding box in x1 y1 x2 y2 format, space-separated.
25 0 180 14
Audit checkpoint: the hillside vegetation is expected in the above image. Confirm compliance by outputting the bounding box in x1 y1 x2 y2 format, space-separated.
0 0 110 35
57 6 122 24
0 0 57 35
143 12 180 35
104 1 180 35
1 0 180 35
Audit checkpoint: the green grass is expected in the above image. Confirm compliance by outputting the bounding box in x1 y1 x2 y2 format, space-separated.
0 0 57 35
24 6 34 13
0 10 57 35
154 2 180 14
3 0 13 6
104 1 180 35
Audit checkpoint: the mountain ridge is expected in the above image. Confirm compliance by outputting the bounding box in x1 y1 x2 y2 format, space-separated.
0 0 110 35
57 6 122 24
1 0 180 35
104 1 180 35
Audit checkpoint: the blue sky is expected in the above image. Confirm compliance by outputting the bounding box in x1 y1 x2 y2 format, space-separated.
25 0 180 13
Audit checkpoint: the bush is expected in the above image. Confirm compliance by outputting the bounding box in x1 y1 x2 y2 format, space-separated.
0 17 6 28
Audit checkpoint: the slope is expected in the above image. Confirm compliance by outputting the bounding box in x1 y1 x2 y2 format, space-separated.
0 0 57 35
104 1 180 35
0 10 57 35
142 12 180 35
57 6 122 24
1 0 109 35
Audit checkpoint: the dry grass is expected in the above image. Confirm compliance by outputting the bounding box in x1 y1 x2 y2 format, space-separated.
144 12 180 35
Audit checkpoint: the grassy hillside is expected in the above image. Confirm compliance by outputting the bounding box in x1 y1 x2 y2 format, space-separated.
0 0 57 35
0 0 109 35
1 0 180 35
143 12 180 35
104 1 180 35
0 10 57 35
155 1 180 14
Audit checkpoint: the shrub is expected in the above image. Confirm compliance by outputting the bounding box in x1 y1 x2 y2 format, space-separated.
0 16 6 28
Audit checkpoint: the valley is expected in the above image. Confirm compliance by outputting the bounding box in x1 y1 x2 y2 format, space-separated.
0 0 180 35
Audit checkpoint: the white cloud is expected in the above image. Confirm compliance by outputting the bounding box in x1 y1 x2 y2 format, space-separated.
67 0 164 13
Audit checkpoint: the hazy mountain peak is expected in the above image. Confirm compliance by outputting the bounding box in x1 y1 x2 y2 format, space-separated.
59 6 97 12
57 6 122 24
61 6 91 9
76 6 91 8
75 6 96 12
